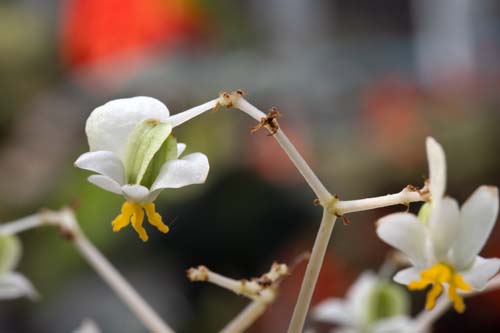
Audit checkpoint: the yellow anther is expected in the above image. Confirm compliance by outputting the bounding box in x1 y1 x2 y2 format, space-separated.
144 203 169 233
111 201 170 241
131 203 148 242
112 202 134 232
408 263 472 313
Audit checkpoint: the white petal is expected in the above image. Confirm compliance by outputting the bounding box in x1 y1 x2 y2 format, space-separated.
167 99 218 128
462 256 500 290
429 197 460 262
74 319 102 333
0 235 21 274
88 175 122 195
346 272 377 323
376 213 430 268
74 151 125 184
86 97 170 159
393 267 421 285
372 316 413 333
0 272 39 300
313 299 354 326
121 184 151 204
451 186 499 269
151 153 209 191
177 143 186 158
426 137 446 206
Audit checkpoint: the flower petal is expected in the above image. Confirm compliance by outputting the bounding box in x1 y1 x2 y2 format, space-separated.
345 272 378 323
313 299 354 326
167 99 218 128
372 316 414 333
0 272 39 300
86 97 170 159
150 153 209 191
74 151 125 184
461 256 500 290
121 184 151 204
451 186 499 269
74 319 101 333
376 213 430 268
393 267 421 285
429 197 460 262
88 175 122 195
0 235 21 274
177 143 186 158
426 137 446 206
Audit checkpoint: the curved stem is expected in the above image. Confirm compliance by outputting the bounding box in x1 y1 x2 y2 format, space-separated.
288 209 337 333
1 209 174 333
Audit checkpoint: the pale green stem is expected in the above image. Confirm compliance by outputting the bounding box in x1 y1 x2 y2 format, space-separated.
334 188 426 215
168 99 219 128
229 94 336 333
288 209 337 333
220 300 267 333
0 214 46 235
0 209 174 333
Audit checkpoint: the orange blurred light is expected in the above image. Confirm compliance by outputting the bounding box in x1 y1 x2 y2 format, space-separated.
60 0 203 70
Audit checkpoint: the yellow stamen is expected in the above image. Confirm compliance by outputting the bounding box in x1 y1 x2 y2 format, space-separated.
131 203 147 242
111 202 170 241
408 263 472 313
144 203 169 233
111 202 134 232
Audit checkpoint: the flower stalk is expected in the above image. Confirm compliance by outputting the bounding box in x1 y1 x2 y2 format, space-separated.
287 209 337 333
333 185 428 215
187 263 288 333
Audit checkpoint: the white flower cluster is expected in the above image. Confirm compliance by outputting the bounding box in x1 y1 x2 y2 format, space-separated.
313 137 499 331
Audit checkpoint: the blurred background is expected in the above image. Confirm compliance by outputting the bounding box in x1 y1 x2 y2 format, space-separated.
0 0 500 332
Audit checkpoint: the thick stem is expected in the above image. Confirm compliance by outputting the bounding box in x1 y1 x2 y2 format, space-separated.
231 96 332 204
288 209 337 333
220 300 267 333
334 188 426 215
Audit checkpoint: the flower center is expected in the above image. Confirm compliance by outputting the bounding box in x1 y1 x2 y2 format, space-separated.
408 263 471 313
111 202 169 242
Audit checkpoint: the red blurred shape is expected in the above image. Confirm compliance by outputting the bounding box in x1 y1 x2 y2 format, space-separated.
60 0 203 70
360 75 430 167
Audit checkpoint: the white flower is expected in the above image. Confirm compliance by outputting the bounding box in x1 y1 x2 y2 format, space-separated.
377 137 500 313
313 272 414 333
75 97 210 241
0 234 38 300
